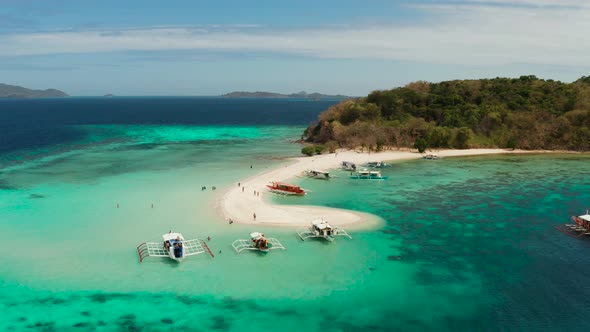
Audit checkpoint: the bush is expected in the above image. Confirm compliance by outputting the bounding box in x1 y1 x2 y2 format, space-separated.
414 138 428 153
301 146 315 156
314 144 325 154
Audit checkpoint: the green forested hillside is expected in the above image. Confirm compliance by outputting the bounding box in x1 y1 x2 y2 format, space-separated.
304 76 590 151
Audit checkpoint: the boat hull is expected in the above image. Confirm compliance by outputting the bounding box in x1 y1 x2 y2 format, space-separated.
267 187 306 196
350 175 388 180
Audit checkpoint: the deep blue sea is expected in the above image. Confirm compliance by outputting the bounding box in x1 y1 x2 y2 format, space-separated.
1 97 590 331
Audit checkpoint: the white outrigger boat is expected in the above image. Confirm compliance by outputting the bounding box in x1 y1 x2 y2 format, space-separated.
232 232 286 254
422 153 439 160
136 232 214 262
366 161 390 168
298 219 352 242
350 168 388 180
341 161 357 171
303 169 330 179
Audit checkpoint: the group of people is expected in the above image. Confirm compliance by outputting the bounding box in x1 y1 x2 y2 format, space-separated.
253 236 268 249
163 237 183 251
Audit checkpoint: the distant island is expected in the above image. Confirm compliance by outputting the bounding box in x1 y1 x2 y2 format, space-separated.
304 75 590 151
222 91 350 99
0 83 68 98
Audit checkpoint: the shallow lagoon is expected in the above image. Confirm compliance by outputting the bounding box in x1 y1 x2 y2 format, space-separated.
1 122 590 330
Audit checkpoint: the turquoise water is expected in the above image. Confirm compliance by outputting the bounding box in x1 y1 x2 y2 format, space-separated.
2 124 590 331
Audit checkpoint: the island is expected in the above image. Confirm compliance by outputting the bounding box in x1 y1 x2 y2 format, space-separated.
303 75 590 152
221 91 350 99
0 83 68 98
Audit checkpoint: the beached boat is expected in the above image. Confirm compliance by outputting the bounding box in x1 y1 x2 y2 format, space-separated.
136 231 214 262
298 218 352 242
303 169 330 179
556 210 590 237
366 161 390 168
341 161 357 171
423 154 439 160
232 232 286 253
266 182 306 195
350 169 388 180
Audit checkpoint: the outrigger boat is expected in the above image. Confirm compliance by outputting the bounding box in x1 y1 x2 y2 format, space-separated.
423 154 439 160
136 232 214 262
350 169 388 180
232 232 286 254
365 161 390 168
303 169 330 179
341 161 357 171
556 210 590 237
266 182 306 196
298 218 352 242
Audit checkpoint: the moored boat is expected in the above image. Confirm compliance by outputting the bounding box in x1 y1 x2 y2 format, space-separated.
266 182 306 195
303 169 330 179
366 161 390 168
350 168 388 180
298 218 352 242
423 154 439 160
231 232 286 254
572 211 590 230
136 231 214 262
556 210 590 237
341 161 357 171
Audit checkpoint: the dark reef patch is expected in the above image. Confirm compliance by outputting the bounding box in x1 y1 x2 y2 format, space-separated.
176 295 206 305
88 292 135 303
211 315 231 331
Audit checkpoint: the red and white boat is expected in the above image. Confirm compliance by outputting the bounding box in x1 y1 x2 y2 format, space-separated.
266 182 306 196
572 211 590 230
556 210 590 237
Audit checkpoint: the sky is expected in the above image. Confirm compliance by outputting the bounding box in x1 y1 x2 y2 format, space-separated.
0 0 589 96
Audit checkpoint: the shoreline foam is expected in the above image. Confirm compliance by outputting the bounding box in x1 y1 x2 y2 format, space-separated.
217 148 553 229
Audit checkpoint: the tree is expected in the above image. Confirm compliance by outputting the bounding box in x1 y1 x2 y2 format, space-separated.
453 127 472 149
414 138 428 153
301 146 315 156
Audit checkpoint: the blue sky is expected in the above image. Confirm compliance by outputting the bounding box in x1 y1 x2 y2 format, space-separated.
0 0 588 96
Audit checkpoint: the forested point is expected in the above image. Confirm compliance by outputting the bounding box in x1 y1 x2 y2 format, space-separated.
303 76 590 151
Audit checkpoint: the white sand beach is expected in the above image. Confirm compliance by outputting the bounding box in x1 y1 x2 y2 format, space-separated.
217 148 535 228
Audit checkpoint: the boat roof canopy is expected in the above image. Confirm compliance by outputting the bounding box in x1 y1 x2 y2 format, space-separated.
312 219 332 229
250 232 264 239
579 214 590 222
162 232 185 241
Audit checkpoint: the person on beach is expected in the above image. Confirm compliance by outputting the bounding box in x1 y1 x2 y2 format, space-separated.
238 182 240 187
207 236 211 241
253 212 256 221
242 187 245 192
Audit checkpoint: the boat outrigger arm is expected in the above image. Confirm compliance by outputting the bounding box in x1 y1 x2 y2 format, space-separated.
231 237 286 253
137 238 214 262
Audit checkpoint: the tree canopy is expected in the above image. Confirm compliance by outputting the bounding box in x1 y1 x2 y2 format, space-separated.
304 76 590 151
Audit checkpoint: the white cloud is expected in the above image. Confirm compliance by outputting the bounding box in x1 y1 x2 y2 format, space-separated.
1 3 589 67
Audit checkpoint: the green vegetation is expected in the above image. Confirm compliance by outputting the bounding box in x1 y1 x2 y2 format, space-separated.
304 76 590 151
301 144 325 156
